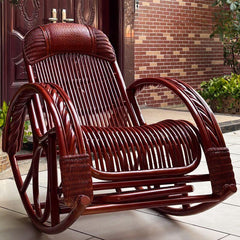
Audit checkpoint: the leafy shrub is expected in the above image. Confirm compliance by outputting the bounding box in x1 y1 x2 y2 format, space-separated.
199 73 240 112
211 0 240 73
199 73 240 100
0 101 8 136
0 101 31 143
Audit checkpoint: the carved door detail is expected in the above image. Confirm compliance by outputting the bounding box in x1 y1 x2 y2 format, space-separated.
5 0 45 102
1 0 100 103
76 0 97 26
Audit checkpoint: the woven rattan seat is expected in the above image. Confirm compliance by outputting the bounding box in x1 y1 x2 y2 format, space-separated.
82 120 201 175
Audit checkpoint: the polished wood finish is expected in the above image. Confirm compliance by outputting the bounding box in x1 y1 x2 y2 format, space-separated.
3 23 236 234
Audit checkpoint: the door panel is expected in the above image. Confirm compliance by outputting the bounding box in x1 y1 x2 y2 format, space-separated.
1 0 115 103
74 0 98 27
6 0 48 101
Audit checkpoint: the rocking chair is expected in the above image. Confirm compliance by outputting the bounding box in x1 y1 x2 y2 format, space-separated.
2 23 236 234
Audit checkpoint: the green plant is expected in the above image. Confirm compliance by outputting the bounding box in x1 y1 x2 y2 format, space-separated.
0 101 31 143
0 101 8 137
200 73 240 100
199 73 240 111
23 120 32 144
211 0 240 73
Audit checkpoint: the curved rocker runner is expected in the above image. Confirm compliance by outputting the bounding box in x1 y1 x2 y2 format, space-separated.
2 23 236 234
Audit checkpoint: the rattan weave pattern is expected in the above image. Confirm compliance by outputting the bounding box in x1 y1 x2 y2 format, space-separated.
60 154 93 207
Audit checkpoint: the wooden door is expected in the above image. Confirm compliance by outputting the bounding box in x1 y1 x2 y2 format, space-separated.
2 0 47 103
1 0 107 104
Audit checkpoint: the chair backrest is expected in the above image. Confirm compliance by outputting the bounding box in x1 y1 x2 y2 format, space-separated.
23 23 139 128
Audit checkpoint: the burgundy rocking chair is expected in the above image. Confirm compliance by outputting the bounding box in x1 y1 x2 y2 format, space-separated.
2 23 236 234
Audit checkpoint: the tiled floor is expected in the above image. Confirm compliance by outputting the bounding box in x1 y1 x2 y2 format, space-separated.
1 111 240 239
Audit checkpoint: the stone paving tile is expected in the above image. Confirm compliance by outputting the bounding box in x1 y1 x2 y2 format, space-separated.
0 207 96 240
70 210 227 240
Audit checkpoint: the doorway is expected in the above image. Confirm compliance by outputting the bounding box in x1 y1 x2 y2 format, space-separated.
1 0 125 103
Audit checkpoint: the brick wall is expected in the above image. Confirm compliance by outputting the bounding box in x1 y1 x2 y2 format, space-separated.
134 0 230 107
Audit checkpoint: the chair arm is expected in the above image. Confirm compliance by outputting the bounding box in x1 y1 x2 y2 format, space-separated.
3 82 85 156
42 84 93 205
41 82 86 154
127 77 226 151
3 82 93 205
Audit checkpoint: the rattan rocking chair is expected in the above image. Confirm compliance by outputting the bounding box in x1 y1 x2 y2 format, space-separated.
2 23 236 234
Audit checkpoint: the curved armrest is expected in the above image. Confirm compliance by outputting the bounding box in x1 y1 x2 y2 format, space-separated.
3 82 93 205
3 82 85 156
42 82 86 154
127 77 226 151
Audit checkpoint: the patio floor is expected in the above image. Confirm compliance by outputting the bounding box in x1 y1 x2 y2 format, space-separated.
0 108 240 240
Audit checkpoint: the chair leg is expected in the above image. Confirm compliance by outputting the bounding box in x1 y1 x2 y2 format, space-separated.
47 131 60 227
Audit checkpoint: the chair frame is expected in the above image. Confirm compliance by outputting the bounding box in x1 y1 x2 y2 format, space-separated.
2 23 236 234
